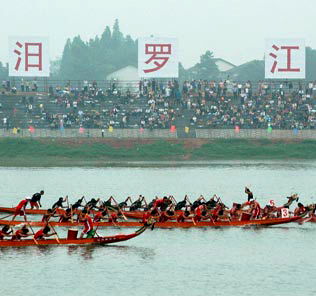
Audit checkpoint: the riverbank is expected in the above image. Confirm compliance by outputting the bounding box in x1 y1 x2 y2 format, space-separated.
0 138 316 167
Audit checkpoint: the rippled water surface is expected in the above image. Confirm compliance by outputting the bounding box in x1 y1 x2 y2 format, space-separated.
0 162 316 296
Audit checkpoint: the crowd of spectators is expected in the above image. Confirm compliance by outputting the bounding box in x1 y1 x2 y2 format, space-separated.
0 79 316 130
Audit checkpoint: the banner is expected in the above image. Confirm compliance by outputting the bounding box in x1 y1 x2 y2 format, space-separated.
138 37 178 78
265 39 305 79
9 36 50 77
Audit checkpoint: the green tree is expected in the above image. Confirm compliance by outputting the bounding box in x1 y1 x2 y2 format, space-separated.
0 62 8 81
196 50 219 79
306 47 316 80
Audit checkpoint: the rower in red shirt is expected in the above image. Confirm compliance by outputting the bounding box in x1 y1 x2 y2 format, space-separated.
294 203 306 216
153 196 171 211
93 210 108 222
142 211 152 224
176 210 190 223
108 212 118 223
80 209 94 238
12 225 31 240
12 197 31 221
34 225 56 240
194 204 207 223
0 225 13 240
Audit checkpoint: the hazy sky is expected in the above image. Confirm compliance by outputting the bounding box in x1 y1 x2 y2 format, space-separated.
0 0 314 68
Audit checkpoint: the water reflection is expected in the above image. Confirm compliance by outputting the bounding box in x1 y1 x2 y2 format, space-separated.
66 244 155 260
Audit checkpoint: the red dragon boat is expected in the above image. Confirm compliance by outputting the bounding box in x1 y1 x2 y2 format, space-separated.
0 207 167 219
0 224 148 247
0 216 301 228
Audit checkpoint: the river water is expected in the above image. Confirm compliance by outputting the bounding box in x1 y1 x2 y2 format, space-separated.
0 162 316 296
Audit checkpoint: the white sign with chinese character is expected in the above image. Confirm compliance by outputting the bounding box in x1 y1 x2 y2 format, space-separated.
265 39 305 79
9 36 50 77
138 37 178 78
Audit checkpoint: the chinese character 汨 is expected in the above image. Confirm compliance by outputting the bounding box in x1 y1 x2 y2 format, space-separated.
14 41 43 72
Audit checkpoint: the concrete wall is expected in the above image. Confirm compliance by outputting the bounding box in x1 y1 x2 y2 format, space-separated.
0 128 178 138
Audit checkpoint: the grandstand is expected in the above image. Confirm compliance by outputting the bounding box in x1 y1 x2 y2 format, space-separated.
1 79 316 139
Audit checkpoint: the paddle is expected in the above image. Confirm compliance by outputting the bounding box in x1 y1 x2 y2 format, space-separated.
70 204 74 223
66 195 69 209
0 213 14 220
111 197 127 220
26 222 39 245
48 223 61 244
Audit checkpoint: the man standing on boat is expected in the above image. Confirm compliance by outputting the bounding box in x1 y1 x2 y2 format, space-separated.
79 209 94 238
30 190 45 209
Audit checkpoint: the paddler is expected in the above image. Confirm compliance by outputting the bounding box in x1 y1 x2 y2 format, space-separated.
72 196 85 210
229 203 242 220
30 190 44 209
0 225 13 240
12 197 31 221
153 196 172 211
206 195 218 209
193 203 207 223
41 208 58 223
93 209 108 222
175 197 187 211
52 197 67 209
108 212 118 223
176 209 190 222
79 209 94 238
59 208 72 222
86 198 100 210
245 187 253 201
158 209 175 223
11 224 31 240
34 225 56 240
242 199 261 219
294 203 307 216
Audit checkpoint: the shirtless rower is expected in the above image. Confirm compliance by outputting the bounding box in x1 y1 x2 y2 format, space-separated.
34 225 56 240
30 190 44 209
12 197 31 221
